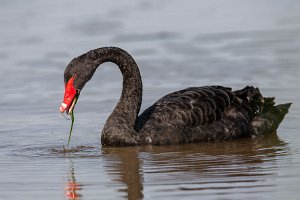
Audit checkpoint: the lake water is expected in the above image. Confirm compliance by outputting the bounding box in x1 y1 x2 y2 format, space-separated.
0 0 300 199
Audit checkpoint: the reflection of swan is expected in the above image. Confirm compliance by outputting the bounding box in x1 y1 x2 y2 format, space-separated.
102 147 144 200
141 134 287 176
60 47 291 146
102 133 287 198
65 160 82 200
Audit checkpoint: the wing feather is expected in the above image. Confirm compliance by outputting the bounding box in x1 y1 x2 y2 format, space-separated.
136 86 234 131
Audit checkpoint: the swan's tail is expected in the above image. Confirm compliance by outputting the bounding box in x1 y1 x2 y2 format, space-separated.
233 86 291 136
249 97 292 136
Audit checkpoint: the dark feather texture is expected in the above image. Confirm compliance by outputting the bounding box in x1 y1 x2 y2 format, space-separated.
136 86 263 144
62 47 291 146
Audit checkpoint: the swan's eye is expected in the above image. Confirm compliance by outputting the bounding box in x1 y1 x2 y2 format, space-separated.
64 74 76 87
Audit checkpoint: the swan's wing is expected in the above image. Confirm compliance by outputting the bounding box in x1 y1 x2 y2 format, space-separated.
136 86 288 145
136 86 235 131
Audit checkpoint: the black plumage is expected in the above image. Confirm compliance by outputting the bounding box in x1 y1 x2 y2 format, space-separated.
61 47 291 146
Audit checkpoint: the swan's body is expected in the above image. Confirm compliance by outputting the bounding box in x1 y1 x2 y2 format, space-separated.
60 47 291 146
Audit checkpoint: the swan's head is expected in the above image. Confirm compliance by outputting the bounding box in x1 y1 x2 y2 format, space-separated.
59 56 97 114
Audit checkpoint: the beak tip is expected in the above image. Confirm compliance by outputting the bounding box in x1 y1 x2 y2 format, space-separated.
60 103 67 113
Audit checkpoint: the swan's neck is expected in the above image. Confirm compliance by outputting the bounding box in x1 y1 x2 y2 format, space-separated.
89 47 142 145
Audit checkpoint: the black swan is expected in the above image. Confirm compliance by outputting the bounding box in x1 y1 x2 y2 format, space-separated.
59 47 291 146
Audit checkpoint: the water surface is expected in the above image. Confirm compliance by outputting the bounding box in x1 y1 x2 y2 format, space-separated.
0 0 300 199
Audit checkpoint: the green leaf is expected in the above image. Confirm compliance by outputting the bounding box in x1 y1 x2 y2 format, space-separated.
67 95 78 147
68 110 75 147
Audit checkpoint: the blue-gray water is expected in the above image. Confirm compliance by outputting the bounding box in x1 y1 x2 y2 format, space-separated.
0 0 300 199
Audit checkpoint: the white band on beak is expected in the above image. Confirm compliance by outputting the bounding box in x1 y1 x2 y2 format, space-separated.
60 103 68 113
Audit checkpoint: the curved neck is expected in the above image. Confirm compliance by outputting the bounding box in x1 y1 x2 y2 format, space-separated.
87 47 142 145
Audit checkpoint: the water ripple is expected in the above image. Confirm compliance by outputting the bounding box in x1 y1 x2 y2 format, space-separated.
10 144 101 159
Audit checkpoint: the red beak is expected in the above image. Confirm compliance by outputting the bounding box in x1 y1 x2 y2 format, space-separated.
60 77 77 113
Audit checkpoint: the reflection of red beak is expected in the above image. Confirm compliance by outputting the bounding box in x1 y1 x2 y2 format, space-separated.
65 181 82 200
60 77 77 114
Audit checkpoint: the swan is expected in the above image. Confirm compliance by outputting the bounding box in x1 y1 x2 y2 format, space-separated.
59 47 291 146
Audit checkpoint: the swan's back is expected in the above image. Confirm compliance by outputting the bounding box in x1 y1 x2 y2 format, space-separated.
136 86 290 145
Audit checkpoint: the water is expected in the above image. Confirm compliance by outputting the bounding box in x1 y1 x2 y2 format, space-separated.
1 0 300 199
